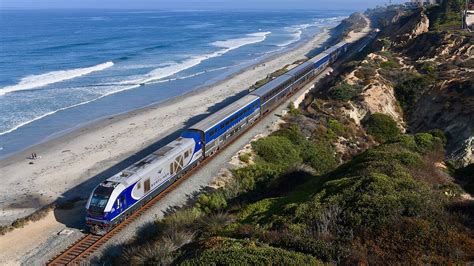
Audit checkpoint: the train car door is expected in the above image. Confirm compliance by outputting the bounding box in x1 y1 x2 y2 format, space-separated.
144 179 151 193
120 195 126 212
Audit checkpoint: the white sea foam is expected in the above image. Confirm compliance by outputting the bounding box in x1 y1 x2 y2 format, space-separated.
0 65 231 137
212 31 271 49
135 31 271 84
0 83 139 137
0 62 114 96
277 21 323 48
278 28 303 47
0 32 271 136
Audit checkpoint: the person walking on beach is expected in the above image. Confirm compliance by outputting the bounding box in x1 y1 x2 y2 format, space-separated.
31 152 37 159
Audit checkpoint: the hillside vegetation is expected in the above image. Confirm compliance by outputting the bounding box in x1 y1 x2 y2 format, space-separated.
100 2 474 264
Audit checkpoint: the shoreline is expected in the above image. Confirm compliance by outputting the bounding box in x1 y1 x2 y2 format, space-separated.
0 27 337 226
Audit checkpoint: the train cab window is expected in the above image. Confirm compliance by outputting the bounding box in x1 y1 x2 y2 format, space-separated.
89 185 114 210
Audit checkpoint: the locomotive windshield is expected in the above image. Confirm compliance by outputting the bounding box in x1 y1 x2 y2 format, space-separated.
89 185 114 210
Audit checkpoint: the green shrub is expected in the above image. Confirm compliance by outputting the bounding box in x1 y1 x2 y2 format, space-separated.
428 129 447 146
328 82 364 101
233 163 284 193
328 119 347 136
395 72 433 110
195 191 228 214
300 141 337 175
239 153 251 163
288 102 301 115
365 113 400 143
380 60 398 69
252 136 302 166
179 239 322 265
155 208 203 235
273 125 307 146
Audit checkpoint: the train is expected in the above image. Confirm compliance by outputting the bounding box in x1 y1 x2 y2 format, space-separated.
85 40 350 235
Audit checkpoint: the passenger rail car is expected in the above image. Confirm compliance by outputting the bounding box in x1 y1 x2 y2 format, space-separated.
250 74 293 114
184 95 261 157
86 40 351 235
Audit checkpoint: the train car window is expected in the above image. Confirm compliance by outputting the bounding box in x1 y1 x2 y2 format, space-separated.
137 182 141 189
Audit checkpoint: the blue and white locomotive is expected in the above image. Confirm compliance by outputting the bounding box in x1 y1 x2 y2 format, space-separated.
86 41 350 234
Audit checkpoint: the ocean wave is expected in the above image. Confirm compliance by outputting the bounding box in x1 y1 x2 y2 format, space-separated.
0 62 114 96
134 31 271 84
277 28 303 47
0 65 231 137
277 20 323 47
212 31 271 49
276 16 345 48
0 83 139 137
0 31 271 135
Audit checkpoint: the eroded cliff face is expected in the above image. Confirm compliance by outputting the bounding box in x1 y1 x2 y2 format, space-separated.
303 8 473 165
352 9 473 165
404 31 474 165
339 53 407 131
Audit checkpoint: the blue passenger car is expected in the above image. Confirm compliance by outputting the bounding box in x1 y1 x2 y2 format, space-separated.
184 95 260 157
286 61 315 89
250 74 294 114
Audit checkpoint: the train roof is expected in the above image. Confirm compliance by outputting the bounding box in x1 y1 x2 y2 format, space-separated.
107 137 193 186
250 74 293 98
322 41 347 55
309 51 330 63
285 61 313 77
188 94 259 133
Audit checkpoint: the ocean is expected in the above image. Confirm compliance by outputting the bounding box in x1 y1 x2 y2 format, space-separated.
0 10 348 158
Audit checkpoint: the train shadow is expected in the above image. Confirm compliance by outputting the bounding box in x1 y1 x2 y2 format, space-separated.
52 90 249 230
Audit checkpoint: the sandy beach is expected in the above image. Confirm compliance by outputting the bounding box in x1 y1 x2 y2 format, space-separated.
0 29 334 226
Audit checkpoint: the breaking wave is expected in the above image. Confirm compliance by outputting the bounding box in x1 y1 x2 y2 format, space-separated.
0 62 114 96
